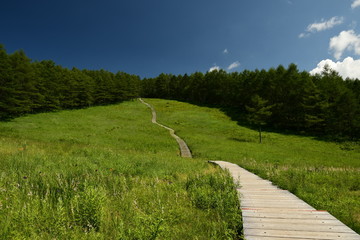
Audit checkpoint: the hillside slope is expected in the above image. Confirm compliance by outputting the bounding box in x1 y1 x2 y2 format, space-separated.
146 98 360 233
0 100 241 239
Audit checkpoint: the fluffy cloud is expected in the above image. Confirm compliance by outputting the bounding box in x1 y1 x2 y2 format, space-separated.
307 16 344 32
310 57 360 79
209 65 220 72
352 0 360 9
227 61 240 70
223 49 229 54
299 17 343 38
329 30 360 59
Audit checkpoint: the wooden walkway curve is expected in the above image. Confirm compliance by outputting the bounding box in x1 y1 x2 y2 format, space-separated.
139 98 192 158
210 161 360 240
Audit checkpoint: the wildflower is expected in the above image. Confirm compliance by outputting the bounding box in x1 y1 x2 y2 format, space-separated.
23 176 28 179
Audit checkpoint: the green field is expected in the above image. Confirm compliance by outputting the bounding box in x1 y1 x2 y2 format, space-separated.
1 98 359 238
145 98 360 234
0 100 242 239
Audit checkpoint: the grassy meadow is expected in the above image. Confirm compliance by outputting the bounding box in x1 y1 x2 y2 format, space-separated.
145 98 360 234
0 100 242 239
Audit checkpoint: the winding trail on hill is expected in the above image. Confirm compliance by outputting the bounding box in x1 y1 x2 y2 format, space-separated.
139 98 192 158
139 98 360 239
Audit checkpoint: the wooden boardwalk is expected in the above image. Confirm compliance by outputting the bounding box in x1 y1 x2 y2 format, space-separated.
210 160 360 240
139 98 192 158
139 98 359 239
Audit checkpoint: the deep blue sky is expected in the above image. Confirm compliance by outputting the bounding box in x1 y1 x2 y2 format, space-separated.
1 0 359 78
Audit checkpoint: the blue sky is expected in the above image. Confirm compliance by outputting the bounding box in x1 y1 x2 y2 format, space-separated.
1 0 360 78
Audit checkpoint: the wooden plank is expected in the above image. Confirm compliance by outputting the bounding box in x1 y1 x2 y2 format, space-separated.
244 221 356 233
239 192 297 198
241 197 307 202
241 203 313 209
242 210 338 220
241 208 330 214
241 201 311 206
243 216 346 226
242 185 274 188
241 199 304 203
208 160 360 239
244 228 360 240
245 237 354 240
240 193 300 199
241 198 303 202
241 198 313 203
239 189 290 192
240 185 278 189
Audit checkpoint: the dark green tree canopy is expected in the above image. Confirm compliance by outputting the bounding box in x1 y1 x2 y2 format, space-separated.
0 44 141 120
246 94 273 127
141 63 360 140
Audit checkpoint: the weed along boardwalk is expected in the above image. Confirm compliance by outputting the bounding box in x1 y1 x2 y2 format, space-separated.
139 98 192 158
210 161 360 240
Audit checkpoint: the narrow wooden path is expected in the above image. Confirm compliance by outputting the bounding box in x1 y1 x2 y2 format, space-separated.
210 160 360 240
139 98 359 239
139 98 192 158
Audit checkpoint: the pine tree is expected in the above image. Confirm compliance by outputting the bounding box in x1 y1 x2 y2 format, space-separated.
246 94 273 143
0 45 18 119
8 50 44 115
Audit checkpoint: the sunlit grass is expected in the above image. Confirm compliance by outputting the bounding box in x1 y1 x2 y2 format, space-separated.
146 98 360 233
0 99 242 239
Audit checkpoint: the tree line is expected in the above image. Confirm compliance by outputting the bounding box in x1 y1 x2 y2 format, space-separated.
141 64 360 140
0 45 141 120
2 44 360 140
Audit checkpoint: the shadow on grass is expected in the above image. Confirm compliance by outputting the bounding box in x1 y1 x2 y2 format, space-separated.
164 98 360 146
0 100 130 123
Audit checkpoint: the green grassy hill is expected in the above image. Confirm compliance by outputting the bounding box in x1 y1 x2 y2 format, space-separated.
0 100 241 239
146 98 360 234
1 98 359 238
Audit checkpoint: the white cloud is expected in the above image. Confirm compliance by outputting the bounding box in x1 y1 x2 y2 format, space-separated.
310 57 360 79
299 16 344 38
329 30 360 60
209 65 220 72
298 33 310 39
352 0 360 9
223 49 229 54
307 17 344 33
227 61 241 70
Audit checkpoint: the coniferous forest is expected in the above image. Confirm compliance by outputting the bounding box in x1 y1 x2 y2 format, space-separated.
0 44 141 120
1 44 360 140
141 65 360 140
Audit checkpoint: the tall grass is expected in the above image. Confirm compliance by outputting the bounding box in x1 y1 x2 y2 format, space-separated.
0 100 242 239
146 98 360 233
